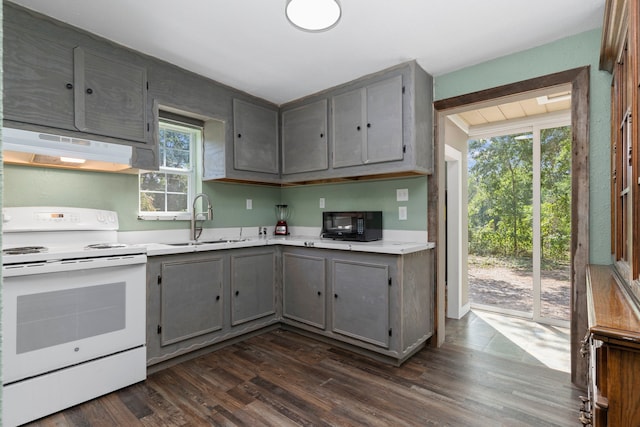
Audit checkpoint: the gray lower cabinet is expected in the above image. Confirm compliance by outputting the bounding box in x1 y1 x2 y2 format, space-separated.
332 75 403 168
231 249 277 326
332 259 390 348
4 9 148 144
232 99 279 175
146 247 279 367
282 252 326 329
281 247 434 365
281 99 329 174
159 257 224 346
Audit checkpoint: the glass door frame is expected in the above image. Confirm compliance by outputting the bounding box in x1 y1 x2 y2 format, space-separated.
468 111 571 328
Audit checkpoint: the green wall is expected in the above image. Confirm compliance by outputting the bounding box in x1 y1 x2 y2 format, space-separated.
282 176 428 230
435 28 612 265
3 164 427 232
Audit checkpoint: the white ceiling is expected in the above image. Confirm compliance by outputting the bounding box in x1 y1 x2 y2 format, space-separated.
8 0 605 105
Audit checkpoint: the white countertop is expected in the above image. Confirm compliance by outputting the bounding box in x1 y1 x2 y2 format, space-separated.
141 235 435 257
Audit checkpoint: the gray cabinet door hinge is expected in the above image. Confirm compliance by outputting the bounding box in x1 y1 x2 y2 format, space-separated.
402 86 405 94
388 277 392 286
403 145 406 153
157 324 162 334
157 275 162 285
389 328 393 337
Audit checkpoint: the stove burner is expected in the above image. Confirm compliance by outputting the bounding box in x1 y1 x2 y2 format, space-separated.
85 243 128 250
3 246 48 255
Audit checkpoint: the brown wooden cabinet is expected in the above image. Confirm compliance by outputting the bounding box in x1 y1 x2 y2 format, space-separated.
583 265 640 426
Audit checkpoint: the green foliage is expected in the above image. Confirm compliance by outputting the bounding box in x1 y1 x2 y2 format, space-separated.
468 126 571 262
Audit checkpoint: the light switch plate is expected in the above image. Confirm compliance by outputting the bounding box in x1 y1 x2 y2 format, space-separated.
319 198 325 208
397 188 409 201
399 206 407 220
246 199 252 210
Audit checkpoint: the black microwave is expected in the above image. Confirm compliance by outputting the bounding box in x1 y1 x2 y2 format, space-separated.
321 211 383 241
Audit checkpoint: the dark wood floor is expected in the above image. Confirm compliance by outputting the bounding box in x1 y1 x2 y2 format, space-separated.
26 329 581 426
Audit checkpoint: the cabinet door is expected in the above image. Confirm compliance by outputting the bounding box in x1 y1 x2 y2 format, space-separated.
231 251 276 326
332 259 390 348
283 253 326 329
233 99 279 174
332 89 365 168
365 75 404 164
3 17 75 130
74 47 147 142
160 257 224 346
282 99 328 174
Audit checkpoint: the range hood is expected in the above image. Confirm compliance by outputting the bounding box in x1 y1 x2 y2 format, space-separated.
2 127 134 172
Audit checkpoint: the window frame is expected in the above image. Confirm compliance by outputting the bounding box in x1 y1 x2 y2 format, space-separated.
138 119 201 220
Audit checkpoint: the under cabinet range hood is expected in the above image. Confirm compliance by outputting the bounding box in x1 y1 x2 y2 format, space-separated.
2 127 134 172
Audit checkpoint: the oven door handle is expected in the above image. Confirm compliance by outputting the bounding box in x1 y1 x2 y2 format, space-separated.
3 254 147 277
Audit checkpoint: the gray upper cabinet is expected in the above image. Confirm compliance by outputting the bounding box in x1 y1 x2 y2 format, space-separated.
281 61 433 183
282 252 326 329
233 99 279 174
73 47 147 143
332 75 403 168
332 259 390 348
4 14 75 131
3 8 148 145
281 99 329 175
231 249 276 326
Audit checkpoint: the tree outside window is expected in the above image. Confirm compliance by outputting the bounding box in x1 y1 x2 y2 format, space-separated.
139 121 200 217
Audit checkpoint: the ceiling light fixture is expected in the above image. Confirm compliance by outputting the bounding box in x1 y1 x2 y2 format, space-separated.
285 0 342 32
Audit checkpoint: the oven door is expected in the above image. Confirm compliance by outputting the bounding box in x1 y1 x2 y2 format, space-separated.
2 255 146 384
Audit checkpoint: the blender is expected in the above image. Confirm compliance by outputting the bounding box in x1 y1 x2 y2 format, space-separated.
274 204 291 235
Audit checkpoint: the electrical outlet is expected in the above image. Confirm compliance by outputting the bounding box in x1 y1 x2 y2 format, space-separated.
399 206 407 220
319 198 325 208
397 188 409 201
246 199 252 210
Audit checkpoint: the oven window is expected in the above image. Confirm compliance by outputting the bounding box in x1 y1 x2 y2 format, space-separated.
16 282 126 354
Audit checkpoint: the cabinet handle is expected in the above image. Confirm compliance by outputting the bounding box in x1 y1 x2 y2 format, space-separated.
216 295 220 301
86 88 94 95
334 294 338 299
235 290 239 296
320 133 324 138
367 123 371 128
356 125 361 131
237 133 242 138
317 291 322 296
66 83 73 90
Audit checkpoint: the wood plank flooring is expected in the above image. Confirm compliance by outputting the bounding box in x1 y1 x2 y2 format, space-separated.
25 330 581 426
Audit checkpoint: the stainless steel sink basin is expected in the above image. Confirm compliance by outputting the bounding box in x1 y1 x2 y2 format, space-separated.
165 239 248 246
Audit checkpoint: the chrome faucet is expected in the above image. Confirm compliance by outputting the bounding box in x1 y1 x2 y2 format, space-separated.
191 193 213 242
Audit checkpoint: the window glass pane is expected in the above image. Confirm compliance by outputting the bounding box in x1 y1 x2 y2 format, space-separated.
167 173 189 193
159 128 191 169
140 172 166 192
141 192 165 212
167 193 188 212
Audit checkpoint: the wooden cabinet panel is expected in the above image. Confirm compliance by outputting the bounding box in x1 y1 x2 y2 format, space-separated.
332 88 365 168
231 250 276 326
365 75 404 164
332 259 390 348
3 13 76 130
282 252 326 329
233 99 279 174
281 99 329 174
74 47 147 143
160 257 224 346
585 265 640 426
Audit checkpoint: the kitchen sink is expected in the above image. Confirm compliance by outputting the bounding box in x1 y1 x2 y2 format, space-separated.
165 239 248 246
